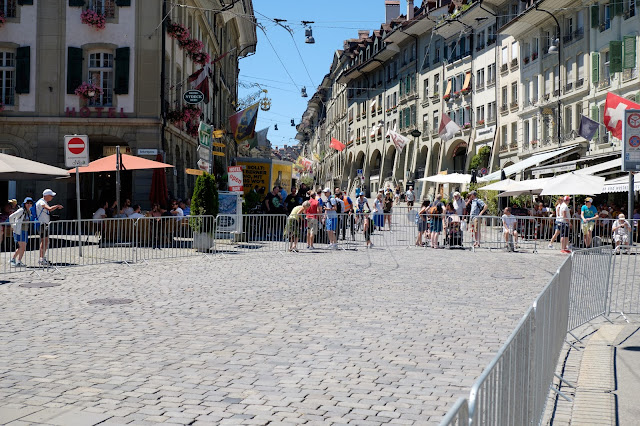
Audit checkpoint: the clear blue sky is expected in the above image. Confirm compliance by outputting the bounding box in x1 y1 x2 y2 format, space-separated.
239 1 411 149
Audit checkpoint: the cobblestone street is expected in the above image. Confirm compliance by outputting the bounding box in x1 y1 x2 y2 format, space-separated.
0 248 565 425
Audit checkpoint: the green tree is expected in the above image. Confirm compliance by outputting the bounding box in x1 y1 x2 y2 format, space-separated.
468 146 491 172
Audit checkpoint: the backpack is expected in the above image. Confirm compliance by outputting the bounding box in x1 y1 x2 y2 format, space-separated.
334 198 342 214
428 204 441 215
31 200 44 231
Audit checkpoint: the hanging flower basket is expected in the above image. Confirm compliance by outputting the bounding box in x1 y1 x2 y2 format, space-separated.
167 22 190 42
178 38 204 54
167 105 202 130
463 122 471 129
166 109 184 126
74 82 103 100
81 9 106 30
189 51 210 65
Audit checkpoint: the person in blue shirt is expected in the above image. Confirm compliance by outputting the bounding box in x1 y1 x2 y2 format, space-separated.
580 197 599 248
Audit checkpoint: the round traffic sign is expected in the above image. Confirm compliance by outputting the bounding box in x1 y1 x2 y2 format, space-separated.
68 137 86 155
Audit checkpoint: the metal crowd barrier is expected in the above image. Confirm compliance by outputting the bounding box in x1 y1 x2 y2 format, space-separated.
608 244 640 318
439 398 469 426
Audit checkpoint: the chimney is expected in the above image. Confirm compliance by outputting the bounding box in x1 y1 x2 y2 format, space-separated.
385 0 400 24
407 0 414 20
358 30 369 40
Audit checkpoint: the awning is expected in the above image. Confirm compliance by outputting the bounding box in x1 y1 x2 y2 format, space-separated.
444 79 452 98
0 153 70 180
601 175 640 193
483 145 578 181
530 152 620 176
575 158 621 175
462 72 471 91
540 173 605 196
418 172 485 184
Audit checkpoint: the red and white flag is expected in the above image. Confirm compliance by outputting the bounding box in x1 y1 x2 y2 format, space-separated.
330 137 346 151
386 127 410 152
604 92 640 139
438 112 461 141
188 62 212 104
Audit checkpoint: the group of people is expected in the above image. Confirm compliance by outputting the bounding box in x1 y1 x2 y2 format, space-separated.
92 198 191 223
5 189 63 267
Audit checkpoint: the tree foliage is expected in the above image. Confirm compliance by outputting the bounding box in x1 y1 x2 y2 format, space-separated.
468 146 491 172
191 172 219 217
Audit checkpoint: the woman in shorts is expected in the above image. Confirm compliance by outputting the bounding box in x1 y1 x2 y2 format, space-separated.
9 197 34 267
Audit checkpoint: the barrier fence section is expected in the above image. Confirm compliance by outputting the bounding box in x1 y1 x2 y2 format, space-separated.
439 398 469 426
440 258 572 426
567 246 612 331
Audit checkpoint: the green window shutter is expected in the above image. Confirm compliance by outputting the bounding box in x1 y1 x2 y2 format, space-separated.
591 5 599 28
17 0 34 5
610 41 623 73
592 52 599 83
115 0 131 5
114 47 130 94
69 0 86 6
405 108 410 127
635 93 640 103
591 106 599 139
67 47 83 94
624 35 636 69
15 46 30 94
399 110 403 127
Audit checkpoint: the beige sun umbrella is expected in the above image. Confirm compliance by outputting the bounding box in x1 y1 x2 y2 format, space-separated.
0 153 70 180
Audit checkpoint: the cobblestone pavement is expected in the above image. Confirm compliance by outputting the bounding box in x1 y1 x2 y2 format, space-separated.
0 247 566 425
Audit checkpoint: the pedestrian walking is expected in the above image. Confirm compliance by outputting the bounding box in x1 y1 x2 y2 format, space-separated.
466 191 487 247
35 189 63 266
405 186 415 208
383 192 394 231
9 197 34 267
558 196 571 253
323 188 338 249
306 191 319 249
373 192 384 231
415 200 429 247
580 197 599 248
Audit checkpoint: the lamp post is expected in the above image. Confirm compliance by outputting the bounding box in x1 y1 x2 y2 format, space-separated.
536 4 562 146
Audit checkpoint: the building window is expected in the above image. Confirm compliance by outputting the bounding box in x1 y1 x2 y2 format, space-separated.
423 78 429 99
487 63 496 84
433 110 439 134
433 73 440 95
488 101 496 122
0 50 15 106
476 68 485 89
544 69 551 96
501 125 508 146
511 123 517 145
524 120 530 144
1 0 16 18
532 78 538 102
477 30 485 49
533 117 538 141
524 80 530 106
602 50 610 85
511 82 518 104
89 0 116 18
501 86 508 108
88 52 113 107
564 106 572 134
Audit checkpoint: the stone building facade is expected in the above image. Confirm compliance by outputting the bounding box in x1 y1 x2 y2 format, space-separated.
0 0 256 217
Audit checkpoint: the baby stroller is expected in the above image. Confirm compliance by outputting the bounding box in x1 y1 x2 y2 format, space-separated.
445 214 464 249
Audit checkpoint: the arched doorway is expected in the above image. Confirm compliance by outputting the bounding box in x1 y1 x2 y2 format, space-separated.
383 145 396 181
451 143 468 174
394 143 407 182
368 149 381 194
415 146 428 179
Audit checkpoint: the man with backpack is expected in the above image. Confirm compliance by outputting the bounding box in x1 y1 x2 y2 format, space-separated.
35 189 63 266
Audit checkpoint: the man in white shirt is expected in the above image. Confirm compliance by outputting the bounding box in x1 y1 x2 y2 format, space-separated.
405 186 415 207
558 195 571 253
129 204 145 219
501 207 518 248
452 191 465 216
170 200 184 220
36 189 63 266
121 198 134 217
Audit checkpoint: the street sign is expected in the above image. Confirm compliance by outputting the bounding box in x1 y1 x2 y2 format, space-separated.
137 149 158 156
198 122 213 147
228 166 243 193
64 135 89 167
183 89 204 104
197 159 209 171
623 109 640 171
479 167 488 176
357 168 363 177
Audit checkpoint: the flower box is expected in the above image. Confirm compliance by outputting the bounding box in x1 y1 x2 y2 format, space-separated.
523 56 530 64
74 82 103 100
0 12 5 28
531 52 538 60
476 119 485 125
443 94 451 101
463 123 471 129
167 22 190 42
81 9 106 30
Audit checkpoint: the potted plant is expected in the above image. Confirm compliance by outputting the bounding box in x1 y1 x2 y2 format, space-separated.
190 172 219 251
531 52 538 60
80 9 106 30
74 81 102 100
443 93 451 101
477 119 485 126
167 22 190 41
463 122 471 130
524 56 530 64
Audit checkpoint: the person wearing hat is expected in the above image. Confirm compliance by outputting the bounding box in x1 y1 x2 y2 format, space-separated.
355 191 370 232
612 213 632 253
8 197 35 267
452 191 465 216
580 197 599 248
36 189 63 266
558 195 571 253
323 188 338 249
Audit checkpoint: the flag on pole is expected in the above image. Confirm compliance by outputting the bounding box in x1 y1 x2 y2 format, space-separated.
386 127 410 152
300 157 313 171
604 92 640 139
247 127 269 149
188 62 212 103
212 48 235 64
438 112 461 141
578 115 600 141
229 103 260 143
330 137 346 151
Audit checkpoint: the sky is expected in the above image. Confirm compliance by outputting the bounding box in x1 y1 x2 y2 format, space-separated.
238 1 412 149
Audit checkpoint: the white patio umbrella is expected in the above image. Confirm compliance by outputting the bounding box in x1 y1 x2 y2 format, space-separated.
418 172 483 184
539 172 605 196
0 153 70 180
479 178 518 191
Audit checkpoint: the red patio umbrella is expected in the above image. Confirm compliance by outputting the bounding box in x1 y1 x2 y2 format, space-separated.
71 153 174 173
149 154 169 208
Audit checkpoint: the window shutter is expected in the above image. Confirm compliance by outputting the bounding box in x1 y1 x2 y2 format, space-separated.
405 108 410 127
114 47 130 94
17 0 34 5
636 93 640 103
624 35 636 69
591 105 599 139
115 0 131 5
15 46 30 94
591 5 599 28
610 41 623 73
67 47 83 94
591 52 599 83
69 0 86 6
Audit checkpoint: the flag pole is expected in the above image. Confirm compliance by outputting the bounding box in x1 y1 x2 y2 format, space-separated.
629 173 634 222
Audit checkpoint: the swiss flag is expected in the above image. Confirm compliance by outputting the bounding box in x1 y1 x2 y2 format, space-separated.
330 137 346 151
604 92 640 139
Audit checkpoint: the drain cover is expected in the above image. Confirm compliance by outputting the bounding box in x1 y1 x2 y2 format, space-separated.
88 298 133 305
490 274 525 280
19 282 61 288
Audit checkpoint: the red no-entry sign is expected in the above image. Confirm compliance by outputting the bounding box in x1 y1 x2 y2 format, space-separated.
65 135 89 167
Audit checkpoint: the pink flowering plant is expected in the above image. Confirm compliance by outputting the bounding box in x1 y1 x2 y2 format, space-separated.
0 12 6 27
167 105 202 133
189 51 210 65
178 38 204 53
74 81 103 100
167 22 190 42
81 9 106 30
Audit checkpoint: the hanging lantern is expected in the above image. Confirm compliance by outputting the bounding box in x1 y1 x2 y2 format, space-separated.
274 124 278 130
260 97 271 111
301 86 308 97
305 26 315 44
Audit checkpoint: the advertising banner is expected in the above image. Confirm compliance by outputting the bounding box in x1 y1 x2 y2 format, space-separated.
227 166 243 193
